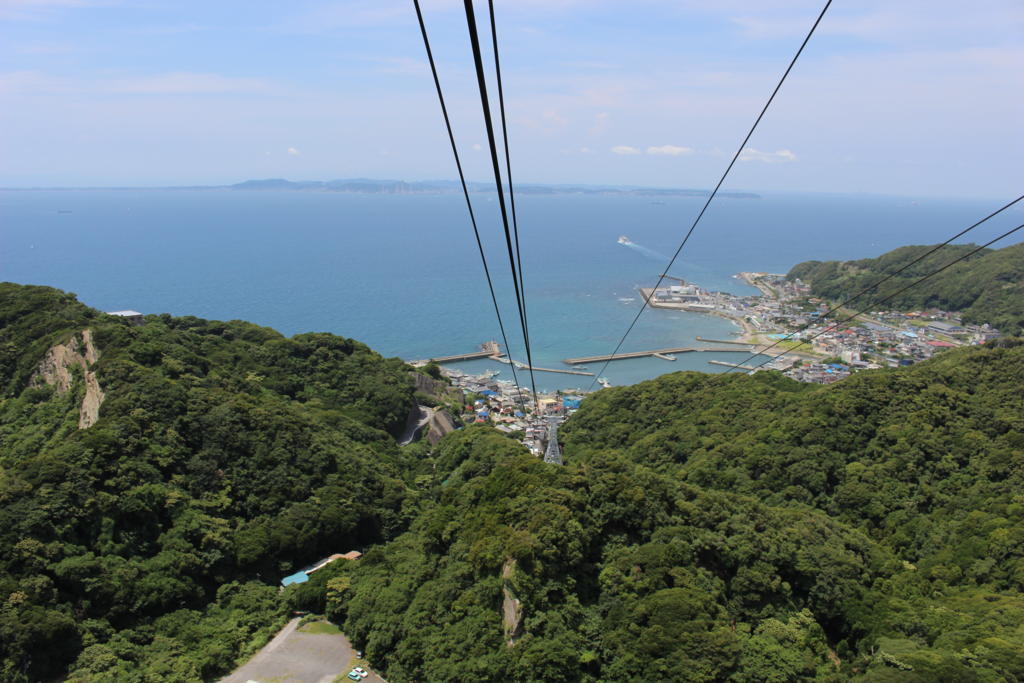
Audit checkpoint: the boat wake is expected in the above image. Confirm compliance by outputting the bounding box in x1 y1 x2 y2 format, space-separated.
618 236 668 261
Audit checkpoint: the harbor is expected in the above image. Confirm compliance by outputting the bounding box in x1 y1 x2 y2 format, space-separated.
415 342 594 376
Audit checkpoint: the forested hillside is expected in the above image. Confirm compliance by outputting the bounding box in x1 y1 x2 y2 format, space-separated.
292 341 1024 682
787 242 1024 334
3 283 1023 682
0 283 419 680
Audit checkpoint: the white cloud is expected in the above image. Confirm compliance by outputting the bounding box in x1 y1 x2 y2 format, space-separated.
647 145 693 156
0 70 64 94
106 72 267 95
287 147 300 156
739 147 796 163
610 145 640 155
0 0 112 21
579 146 593 153
588 111 610 135
366 57 428 76
0 70 270 97
13 40 75 54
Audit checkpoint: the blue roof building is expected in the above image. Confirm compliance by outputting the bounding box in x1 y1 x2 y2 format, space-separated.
281 571 309 587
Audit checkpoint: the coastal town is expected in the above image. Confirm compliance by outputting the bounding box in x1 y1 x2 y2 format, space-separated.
417 269 1003 458
642 271 1002 384
436 366 580 460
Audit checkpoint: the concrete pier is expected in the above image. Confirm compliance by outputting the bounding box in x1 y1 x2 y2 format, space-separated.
512 360 594 376
694 336 754 346
708 360 757 370
565 346 751 365
424 341 502 363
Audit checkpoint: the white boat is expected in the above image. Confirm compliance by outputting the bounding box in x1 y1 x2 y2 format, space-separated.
597 377 612 388
617 235 632 245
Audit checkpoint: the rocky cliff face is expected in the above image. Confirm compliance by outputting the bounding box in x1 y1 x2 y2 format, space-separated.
425 409 456 445
410 371 461 402
30 329 104 428
501 558 524 647
409 371 460 444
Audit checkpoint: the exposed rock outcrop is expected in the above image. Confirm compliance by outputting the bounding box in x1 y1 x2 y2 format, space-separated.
410 371 463 404
501 558 524 647
425 409 456 445
30 329 104 429
407 371 460 445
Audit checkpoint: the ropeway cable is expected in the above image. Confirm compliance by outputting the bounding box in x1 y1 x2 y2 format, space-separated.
462 0 539 409
412 0 528 413
486 0 533 386
586 0 833 391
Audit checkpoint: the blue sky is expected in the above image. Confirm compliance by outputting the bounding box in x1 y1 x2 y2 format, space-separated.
1 0 1021 198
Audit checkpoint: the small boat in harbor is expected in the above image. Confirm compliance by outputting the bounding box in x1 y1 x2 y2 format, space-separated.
597 377 612 388
617 235 633 245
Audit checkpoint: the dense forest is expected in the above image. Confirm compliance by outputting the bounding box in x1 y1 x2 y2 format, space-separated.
0 283 421 680
2 282 1023 681
787 242 1024 334
288 339 1024 682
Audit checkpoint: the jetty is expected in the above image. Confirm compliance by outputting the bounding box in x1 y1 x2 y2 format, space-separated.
695 336 754 346
422 343 593 376
564 346 750 365
708 360 757 370
495 356 593 376
424 341 502 364
515 363 594 377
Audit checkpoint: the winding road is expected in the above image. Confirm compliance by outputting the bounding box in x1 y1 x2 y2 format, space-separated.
399 405 435 446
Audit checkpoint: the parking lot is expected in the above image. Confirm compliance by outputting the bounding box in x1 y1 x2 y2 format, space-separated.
220 618 384 683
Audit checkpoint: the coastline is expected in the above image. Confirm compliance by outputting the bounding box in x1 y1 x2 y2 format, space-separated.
639 287 759 341
638 286 820 360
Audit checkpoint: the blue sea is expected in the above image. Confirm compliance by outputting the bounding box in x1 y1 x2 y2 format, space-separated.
1 188 1017 391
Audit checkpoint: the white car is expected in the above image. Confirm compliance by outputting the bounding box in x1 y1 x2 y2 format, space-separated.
353 668 369 679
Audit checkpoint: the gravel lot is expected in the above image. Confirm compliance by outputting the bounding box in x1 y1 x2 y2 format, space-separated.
221 618 385 683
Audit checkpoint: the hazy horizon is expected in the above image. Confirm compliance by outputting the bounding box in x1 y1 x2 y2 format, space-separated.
2 1 1021 199
3 177 1021 205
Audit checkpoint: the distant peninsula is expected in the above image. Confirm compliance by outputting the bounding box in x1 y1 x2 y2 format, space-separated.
3 177 760 199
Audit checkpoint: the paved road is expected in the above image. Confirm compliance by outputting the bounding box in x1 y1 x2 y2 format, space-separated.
221 618 385 683
399 405 435 446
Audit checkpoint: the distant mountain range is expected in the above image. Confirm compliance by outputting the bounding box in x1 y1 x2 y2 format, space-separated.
4 177 759 199
227 178 760 199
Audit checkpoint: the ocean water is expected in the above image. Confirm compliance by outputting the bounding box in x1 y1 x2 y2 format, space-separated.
1 188 1015 391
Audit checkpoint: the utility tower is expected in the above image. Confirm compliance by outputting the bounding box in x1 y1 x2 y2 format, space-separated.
543 419 563 465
